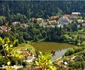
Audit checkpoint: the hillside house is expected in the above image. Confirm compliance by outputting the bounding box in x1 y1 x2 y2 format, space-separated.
12 21 21 26
58 15 71 24
72 12 81 16
31 18 44 24
50 16 59 20
43 21 56 28
71 12 81 19
57 14 71 28
36 18 44 23
57 14 72 28
0 26 7 32
48 20 57 25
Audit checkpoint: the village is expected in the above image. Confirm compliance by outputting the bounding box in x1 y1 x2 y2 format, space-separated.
31 12 85 28
0 12 85 32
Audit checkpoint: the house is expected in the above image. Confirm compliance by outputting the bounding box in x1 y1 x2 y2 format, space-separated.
36 18 44 23
31 18 44 23
12 21 21 26
57 14 72 28
50 16 59 20
72 12 81 16
58 14 71 24
57 15 71 28
0 26 7 32
71 12 81 19
48 20 57 25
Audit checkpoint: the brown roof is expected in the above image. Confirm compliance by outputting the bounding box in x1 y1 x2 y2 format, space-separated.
31 18 43 22
36 18 43 21
58 15 71 23
49 20 56 24
50 16 59 19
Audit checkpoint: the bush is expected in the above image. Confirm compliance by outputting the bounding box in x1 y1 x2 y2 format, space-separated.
0 55 8 66
13 39 19 47
64 48 74 56
73 47 83 53
74 56 83 62
68 61 80 69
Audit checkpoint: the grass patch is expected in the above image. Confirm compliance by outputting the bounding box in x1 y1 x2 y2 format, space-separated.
12 43 35 54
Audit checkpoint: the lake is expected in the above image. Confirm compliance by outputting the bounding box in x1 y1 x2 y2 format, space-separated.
30 42 74 52
30 42 75 61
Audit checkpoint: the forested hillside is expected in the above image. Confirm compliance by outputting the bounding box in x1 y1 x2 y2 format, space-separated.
1 1 85 70
0 1 85 18
0 1 85 45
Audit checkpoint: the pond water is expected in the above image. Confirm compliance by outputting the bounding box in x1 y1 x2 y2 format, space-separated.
30 42 75 61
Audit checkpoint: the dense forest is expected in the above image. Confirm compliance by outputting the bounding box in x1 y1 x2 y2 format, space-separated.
0 1 85 19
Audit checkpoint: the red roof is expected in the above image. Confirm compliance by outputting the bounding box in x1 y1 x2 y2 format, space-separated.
0 26 7 29
0 26 7 32
58 15 71 23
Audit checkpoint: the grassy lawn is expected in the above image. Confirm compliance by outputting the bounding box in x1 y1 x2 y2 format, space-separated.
12 43 35 54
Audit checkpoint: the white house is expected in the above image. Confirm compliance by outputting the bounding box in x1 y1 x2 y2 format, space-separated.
72 12 81 16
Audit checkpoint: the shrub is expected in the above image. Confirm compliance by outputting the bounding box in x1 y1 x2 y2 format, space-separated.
64 48 74 56
0 55 8 66
73 47 83 53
